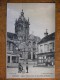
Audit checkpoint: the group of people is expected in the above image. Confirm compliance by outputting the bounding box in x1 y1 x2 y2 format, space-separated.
18 61 28 73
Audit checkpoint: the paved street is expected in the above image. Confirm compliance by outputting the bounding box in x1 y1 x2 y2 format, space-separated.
6 61 55 78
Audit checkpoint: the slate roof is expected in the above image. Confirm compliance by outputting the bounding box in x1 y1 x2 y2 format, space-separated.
7 32 18 40
38 32 55 44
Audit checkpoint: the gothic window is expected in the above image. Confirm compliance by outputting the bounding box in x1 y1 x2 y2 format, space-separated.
18 23 23 31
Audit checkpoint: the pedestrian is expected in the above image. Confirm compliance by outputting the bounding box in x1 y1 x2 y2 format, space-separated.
26 61 28 73
18 63 23 73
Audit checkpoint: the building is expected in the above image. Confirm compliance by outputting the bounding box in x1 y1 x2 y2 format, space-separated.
15 9 30 42
7 32 19 67
37 30 55 67
27 34 40 60
7 10 40 67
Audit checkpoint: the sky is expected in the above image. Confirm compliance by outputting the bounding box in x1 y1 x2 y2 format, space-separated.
7 3 55 38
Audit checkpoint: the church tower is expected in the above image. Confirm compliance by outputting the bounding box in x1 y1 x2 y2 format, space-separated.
15 10 30 42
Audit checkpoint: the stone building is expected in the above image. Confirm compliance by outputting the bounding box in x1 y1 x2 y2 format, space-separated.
7 32 19 67
7 10 40 67
37 30 55 66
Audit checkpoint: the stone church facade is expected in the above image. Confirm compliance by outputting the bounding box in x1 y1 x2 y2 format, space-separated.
7 10 40 67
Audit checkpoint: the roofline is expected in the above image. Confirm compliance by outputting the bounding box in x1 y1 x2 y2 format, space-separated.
38 39 55 44
38 32 55 44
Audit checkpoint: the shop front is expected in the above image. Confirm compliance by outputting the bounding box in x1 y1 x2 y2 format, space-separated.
7 53 19 68
37 52 54 67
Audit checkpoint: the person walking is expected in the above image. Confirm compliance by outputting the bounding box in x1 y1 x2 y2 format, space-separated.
26 60 28 73
18 63 23 73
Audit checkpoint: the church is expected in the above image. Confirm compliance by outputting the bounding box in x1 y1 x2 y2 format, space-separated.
7 10 40 67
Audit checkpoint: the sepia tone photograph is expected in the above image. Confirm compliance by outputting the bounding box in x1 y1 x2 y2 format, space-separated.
6 3 55 78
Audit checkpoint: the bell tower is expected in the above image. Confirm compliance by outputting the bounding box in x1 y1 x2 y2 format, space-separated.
15 10 30 43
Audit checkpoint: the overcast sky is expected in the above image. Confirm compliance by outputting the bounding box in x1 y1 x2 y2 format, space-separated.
7 3 55 38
